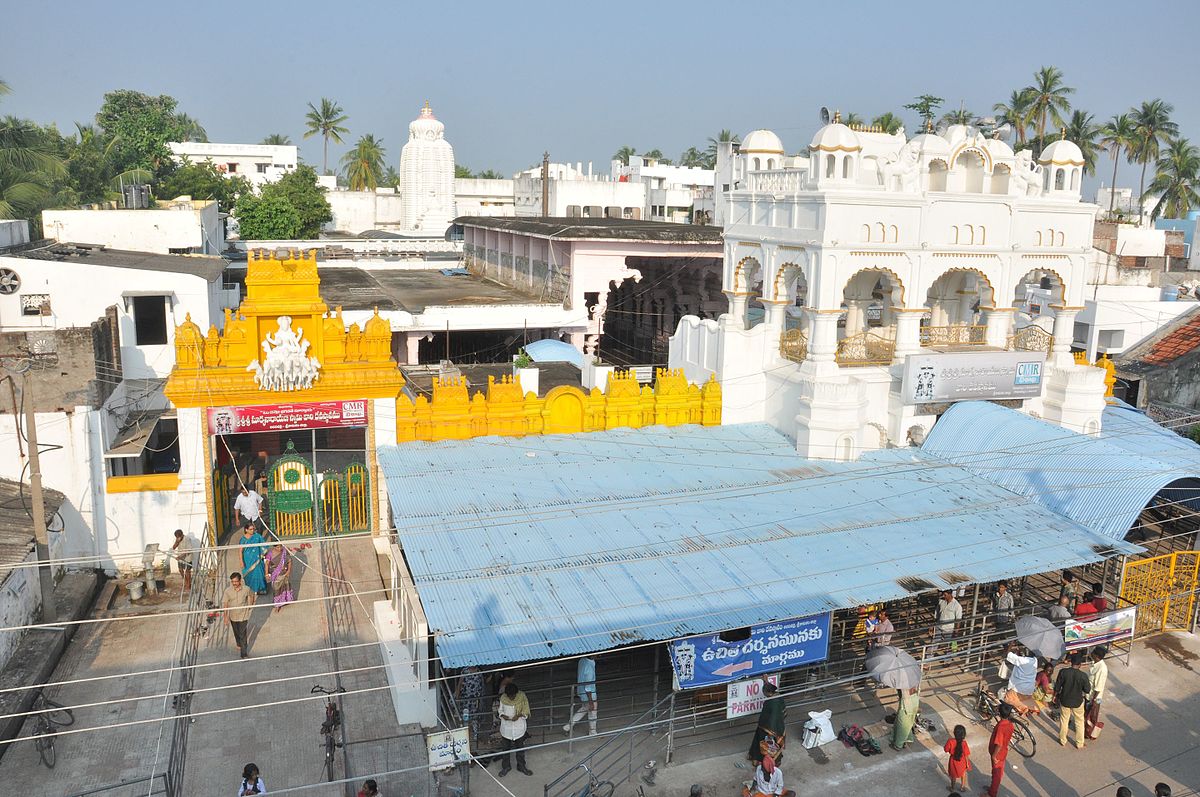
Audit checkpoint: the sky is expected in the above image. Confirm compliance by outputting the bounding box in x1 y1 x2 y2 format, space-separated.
3 0 1198 195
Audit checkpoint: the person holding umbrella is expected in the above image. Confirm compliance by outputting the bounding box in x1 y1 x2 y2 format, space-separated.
863 645 923 752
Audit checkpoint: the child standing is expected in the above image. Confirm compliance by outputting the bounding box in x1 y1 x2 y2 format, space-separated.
943 724 972 792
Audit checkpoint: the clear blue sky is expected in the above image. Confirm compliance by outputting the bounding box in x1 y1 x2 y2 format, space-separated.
4 0 1197 193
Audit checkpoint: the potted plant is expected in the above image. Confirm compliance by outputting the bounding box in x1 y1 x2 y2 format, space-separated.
513 349 539 397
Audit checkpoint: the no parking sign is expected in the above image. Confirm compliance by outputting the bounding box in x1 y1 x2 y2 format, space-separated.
726 674 780 719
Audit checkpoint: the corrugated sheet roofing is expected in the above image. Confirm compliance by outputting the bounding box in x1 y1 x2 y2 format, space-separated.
922 401 1200 540
380 423 1138 668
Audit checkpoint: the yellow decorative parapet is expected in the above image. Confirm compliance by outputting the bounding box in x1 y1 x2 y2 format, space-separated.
165 248 405 407
106 473 182 493
396 371 723 443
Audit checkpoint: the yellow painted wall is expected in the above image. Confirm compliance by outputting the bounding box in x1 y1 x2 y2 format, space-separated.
106 474 182 493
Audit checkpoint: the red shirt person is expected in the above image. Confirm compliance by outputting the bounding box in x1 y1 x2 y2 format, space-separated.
986 703 1015 797
1074 594 1100 618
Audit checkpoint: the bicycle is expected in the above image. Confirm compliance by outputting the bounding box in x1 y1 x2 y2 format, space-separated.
31 691 76 769
967 680 1037 758
312 684 346 782
572 763 614 797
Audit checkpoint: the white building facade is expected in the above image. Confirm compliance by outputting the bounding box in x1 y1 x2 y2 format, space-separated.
168 142 299 188
614 157 715 223
672 120 1108 459
43 198 224 255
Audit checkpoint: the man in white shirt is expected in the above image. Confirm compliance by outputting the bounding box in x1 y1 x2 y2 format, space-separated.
934 590 963 649
170 529 197 591
1003 642 1039 715
870 609 894 647
1087 645 1109 739
234 486 264 529
742 755 793 797
993 581 1015 627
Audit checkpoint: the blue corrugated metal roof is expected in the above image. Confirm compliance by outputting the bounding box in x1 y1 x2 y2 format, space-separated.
922 402 1200 540
523 339 586 369
379 423 1138 668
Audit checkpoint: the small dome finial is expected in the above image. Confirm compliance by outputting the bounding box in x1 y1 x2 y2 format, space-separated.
1061 126 1067 141
832 109 842 124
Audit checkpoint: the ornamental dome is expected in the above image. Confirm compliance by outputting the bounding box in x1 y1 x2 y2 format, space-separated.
364 307 390 338
740 129 784 155
906 132 951 159
408 101 446 142
982 136 1015 161
1038 138 1085 167
808 122 861 153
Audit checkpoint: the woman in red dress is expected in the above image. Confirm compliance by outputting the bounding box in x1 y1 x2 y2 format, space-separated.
943 724 972 793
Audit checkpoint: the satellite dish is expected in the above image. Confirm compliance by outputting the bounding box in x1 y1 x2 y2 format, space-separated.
819 107 831 125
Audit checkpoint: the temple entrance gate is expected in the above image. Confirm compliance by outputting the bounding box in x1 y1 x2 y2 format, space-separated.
1120 551 1200 637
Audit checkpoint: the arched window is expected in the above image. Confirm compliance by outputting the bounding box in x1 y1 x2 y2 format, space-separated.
1070 169 1080 190
753 157 761 171
978 226 986 245
861 224 871 242
888 225 898 243
952 225 960 244
1056 231 1065 246
956 150 985 193
876 222 886 241
766 158 776 170
929 160 948 191
991 164 1010 194
826 155 835 178
843 157 853 179
1035 231 1042 246
1054 168 1065 190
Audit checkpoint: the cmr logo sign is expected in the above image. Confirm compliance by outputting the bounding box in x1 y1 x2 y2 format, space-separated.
1014 361 1042 386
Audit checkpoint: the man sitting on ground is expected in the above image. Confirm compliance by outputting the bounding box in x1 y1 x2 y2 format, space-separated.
741 755 794 797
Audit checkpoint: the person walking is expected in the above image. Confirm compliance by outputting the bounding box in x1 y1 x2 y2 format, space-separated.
870 609 894 647
985 703 1014 797
222 572 256 659
170 529 196 592
454 665 485 746
993 581 1015 628
1054 651 1091 749
748 681 787 764
934 590 963 651
264 544 294 612
890 686 919 751
234 485 265 530
237 763 266 795
239 522 269 595
564 654 598 736
1086 646 1109 739
497 682 532 777
943 724 972 793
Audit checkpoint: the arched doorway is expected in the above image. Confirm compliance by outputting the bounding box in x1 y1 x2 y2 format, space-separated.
543 387 586 434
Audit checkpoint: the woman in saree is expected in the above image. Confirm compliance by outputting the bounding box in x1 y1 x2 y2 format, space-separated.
265 544 294 611
238 523 268 594
891 686 920 750
748 681 786 764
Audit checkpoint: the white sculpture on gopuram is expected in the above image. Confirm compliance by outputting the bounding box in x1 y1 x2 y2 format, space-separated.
880 144 921 192
247 316 321 391
1009 150 1043 197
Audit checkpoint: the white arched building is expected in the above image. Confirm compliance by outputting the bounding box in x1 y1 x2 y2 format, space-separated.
399 102 455 234
671 120 1106 460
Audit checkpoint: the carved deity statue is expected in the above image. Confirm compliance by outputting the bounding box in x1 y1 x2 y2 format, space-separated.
1009 150 1043 197
880 144 921 193
247 315 322 391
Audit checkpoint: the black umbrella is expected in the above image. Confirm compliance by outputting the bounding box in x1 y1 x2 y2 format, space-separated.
1015 615 1066 660
864 645 922 690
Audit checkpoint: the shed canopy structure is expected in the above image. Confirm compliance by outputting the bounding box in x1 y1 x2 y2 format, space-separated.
379 423 1139 668
922 401 1200 540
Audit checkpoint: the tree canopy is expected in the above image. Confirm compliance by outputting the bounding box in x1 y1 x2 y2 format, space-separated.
156 158 251 212
234 191 303 240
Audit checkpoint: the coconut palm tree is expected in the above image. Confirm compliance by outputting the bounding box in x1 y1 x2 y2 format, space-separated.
340 134 385 191
703 130 740 169
1130 99 1179 210
261 133 293 146
383 165 401 188
1098 113 1137 214
871 112 904 135
1065 110 1102 176
612 145 636 166
1147 138 1200 221
174 113 208 143
842 112 864 127
1026 66 1074 143
679 146 705 168
939 105 975 127
992 89 1035 146
303 98 350 175
0 78 10 100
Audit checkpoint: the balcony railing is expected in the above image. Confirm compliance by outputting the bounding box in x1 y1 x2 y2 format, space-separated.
747 170 806 194
1009 324 1054 353
779 328 808 363
836 330 896 367
919 324 988 347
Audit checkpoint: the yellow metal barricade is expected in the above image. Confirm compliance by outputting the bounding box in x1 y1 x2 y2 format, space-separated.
1120 551 1200 636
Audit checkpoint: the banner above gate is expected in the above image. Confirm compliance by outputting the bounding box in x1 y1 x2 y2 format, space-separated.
668 613 831 689
207 400 368 434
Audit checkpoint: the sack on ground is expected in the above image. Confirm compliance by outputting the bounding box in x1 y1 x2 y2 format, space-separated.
806 709 837 746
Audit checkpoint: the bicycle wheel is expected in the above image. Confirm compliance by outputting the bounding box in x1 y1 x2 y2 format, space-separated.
35 732 56 769
1010 720 1037 759
38 697 75 727
324 735 336 782
591 780 614 797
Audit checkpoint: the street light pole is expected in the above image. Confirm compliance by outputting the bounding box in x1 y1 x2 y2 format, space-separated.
21 375 57 623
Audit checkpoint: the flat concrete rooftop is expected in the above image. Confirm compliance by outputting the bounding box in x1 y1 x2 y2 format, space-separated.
317 267 548 313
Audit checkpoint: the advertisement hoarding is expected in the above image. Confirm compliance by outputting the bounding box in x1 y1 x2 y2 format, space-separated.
900 351 1047 405
206 400 368 435
669 613 831 690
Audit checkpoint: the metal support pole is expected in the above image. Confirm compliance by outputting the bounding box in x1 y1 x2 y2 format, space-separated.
651 645 661 716
22 376 57 623
665 692 676 764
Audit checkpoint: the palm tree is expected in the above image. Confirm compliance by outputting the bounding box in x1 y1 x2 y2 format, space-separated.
1026 66 1074 143
174 113 207 142
1147 138 1200 220
1065 110 1102 176
383 165 400 188
0 166 49 220
1131 99 1179 211
261 133 293 146
0 115 65 177
303 98 350 175
939 105 975 127
340 133 385 191
992 89 1036 146
703 130 740 169
871 112 904 135
612 146 636 166
679 147 705 168
842 112 864 127
1098 114 1137 214
0 78 10 100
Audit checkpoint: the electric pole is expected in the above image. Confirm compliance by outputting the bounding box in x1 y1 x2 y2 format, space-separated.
541 151 550 218
21 375 58 623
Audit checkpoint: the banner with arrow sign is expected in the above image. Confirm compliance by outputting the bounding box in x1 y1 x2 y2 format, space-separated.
668 613 831 690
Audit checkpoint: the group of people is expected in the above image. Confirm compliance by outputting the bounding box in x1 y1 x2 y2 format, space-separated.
236 762 381 796
220 521 298 658
453 668 535 777
1051 570 1110 620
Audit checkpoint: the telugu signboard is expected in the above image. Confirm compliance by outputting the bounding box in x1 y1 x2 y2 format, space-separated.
206 400 368 435
900 351 1047 405
669 613 831 690
1064 607 1136 650
726 674 780 719
426 727 470 771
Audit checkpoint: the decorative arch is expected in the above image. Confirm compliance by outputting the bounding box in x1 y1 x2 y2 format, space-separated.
949 144 993 172
843 266 906 305
875 222 886 242
773 261 809 305
928 159 948 191
732 255 763 292
925 266 997 308
888 225 898 243
1035 231 1043 246
861 224 871 243
542 385 588 434
1013 266 1067 306
1056 231 1065 246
